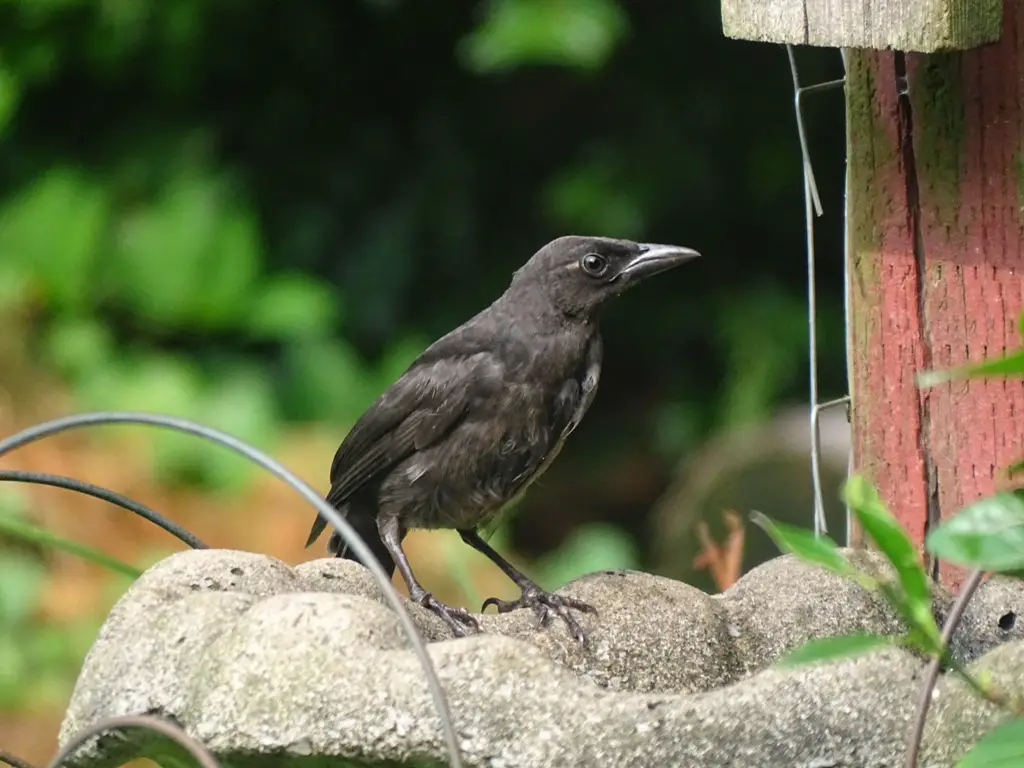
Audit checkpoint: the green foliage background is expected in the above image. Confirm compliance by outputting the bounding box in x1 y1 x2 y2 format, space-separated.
0 0 850 737
0 0 848 537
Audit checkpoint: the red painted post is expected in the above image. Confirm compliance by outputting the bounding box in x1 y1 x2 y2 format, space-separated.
847 0 1024 588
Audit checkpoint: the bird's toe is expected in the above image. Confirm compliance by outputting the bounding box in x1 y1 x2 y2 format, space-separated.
539 594 593 642
481 587 595 643
419 593 482 637
480 595 519 614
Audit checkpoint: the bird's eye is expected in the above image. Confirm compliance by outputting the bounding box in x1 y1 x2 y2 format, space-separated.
580 253 608 277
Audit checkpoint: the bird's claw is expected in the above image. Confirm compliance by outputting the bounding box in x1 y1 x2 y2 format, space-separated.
482 587 596 643
417 592 482 637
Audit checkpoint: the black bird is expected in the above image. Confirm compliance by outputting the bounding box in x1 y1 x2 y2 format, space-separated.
306 235 700 640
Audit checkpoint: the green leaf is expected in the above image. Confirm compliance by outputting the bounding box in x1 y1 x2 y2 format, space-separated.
777 633 897 668
196 364 279 492
959 718 1024 767
749 512 856 577
0 168 110 312
0 65 21 136
247 272 340 341
875 581 941 654
0 514 141 579
0 551 46 627
1008 458 1024 478
113 172 260 331
282 338 382 423
535 522 639 589
543 155 647 238
843 476 940 646
926 493 1024 572
41 316 115 379
918 349 1024 387
460 0 628 73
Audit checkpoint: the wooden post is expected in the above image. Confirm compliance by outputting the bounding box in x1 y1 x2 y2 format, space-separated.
847 0 1024 586
722 0 1001 52
722 0 1024 588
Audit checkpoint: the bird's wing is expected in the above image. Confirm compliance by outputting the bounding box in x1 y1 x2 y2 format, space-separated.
305 346 504 547
559 334 603 440
326 375 471 504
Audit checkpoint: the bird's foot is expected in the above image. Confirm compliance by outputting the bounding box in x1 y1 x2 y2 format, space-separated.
482 586 596 643
416 591 482 637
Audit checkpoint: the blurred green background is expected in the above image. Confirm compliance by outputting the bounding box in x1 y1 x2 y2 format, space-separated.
0 0 852 759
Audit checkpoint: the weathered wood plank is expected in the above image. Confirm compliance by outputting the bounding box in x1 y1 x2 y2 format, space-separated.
846 49 931 552
848 0 1024 588
722 0 1002 52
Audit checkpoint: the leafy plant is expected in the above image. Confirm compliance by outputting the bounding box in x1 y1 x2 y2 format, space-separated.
0 490 140 578
754 309 1024 766
927 494 1024 573
0 490 139 710
754 481 1020 764
957 718 1024 767
0 157 433 493
752 478 942 662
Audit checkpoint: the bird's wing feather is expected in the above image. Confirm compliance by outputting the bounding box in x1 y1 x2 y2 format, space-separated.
305 324 509 549
306 353 497 548
560 334 603 440
327 359 497 503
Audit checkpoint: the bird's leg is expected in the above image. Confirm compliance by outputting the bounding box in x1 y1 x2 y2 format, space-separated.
459 529 596 642
378 516 481 637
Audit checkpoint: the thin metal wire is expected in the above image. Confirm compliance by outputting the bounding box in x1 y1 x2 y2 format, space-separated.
786 45 848 540
48 713 220 768
0 751 37 768
0 470 208 549
0 412 463 768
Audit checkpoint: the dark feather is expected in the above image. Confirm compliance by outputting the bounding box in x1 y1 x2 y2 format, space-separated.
303 234 698 641
306 342 506 546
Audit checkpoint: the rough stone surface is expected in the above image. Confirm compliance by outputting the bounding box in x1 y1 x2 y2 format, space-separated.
58 548 1024 767
948 575 1024 663
721 550 905 675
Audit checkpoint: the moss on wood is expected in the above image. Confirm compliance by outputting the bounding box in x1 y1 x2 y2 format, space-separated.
911 53 965 234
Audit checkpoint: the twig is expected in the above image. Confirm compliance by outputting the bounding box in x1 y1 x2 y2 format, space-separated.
905 568 985 767
48 714 218 768
692 509 745 590
0 470 207 549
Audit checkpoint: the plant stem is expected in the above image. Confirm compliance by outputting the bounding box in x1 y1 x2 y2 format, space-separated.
905 568 985 767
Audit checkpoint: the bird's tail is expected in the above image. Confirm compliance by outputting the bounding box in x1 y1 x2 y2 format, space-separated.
305 513 330 549
306 503 396 578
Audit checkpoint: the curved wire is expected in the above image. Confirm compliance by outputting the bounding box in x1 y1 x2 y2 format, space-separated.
0 411 463 768
47 713 219 768
0 470 208 550
0 750 38 768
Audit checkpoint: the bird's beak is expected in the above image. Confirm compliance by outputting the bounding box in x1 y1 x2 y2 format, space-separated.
618 243 701 281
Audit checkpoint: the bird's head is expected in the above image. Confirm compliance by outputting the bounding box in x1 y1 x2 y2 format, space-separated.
507 235 701 318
